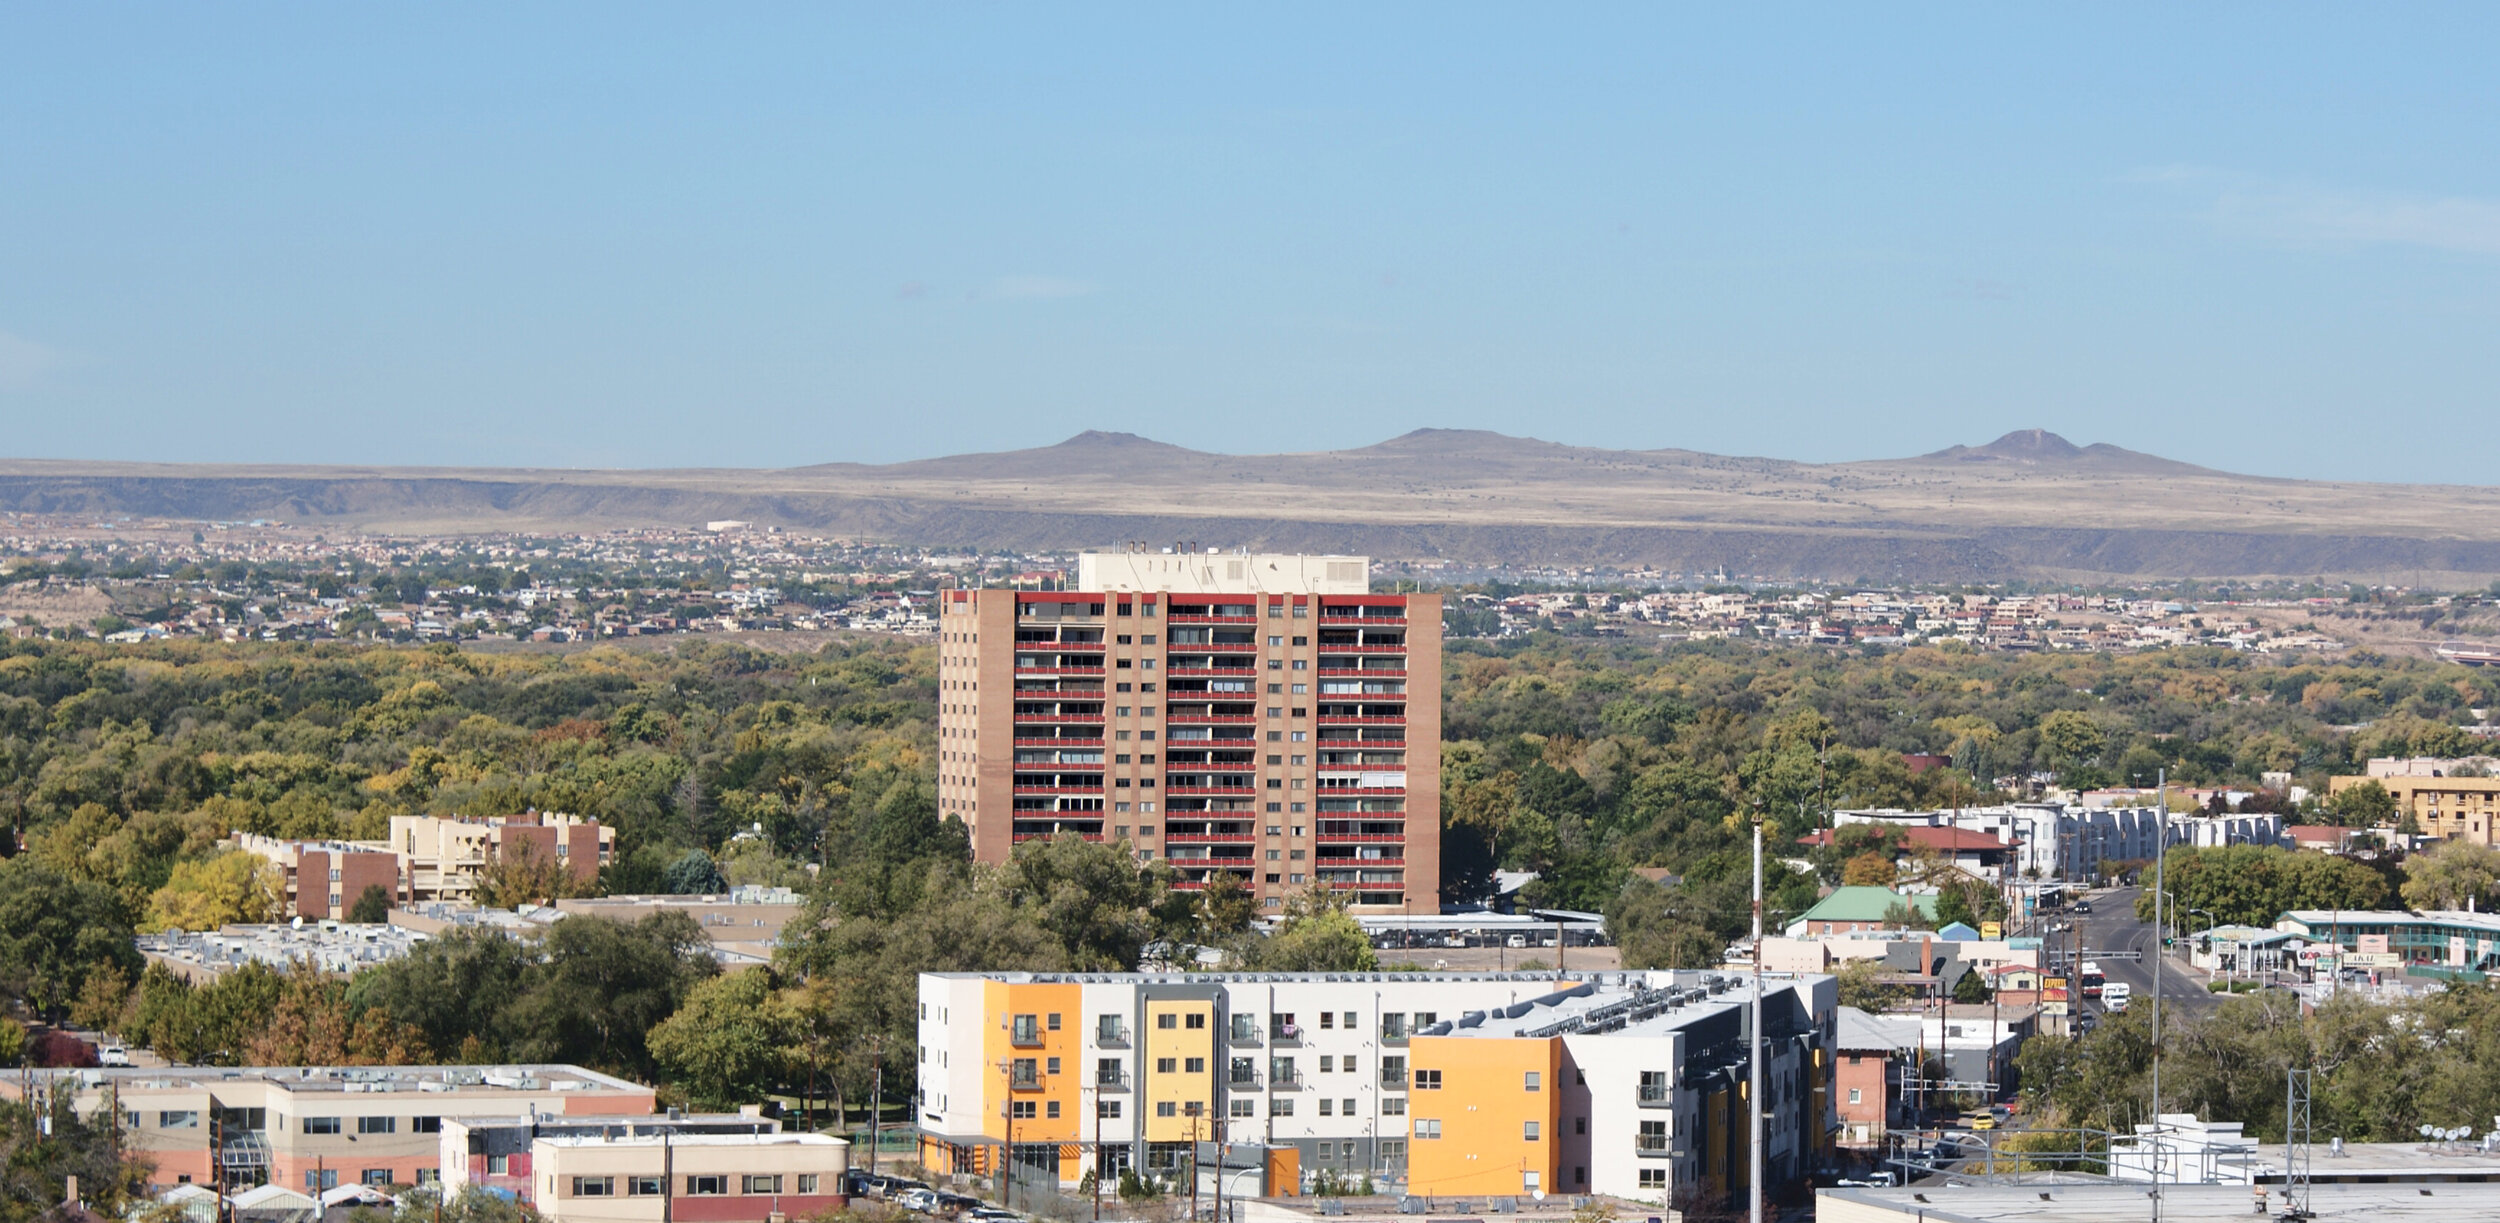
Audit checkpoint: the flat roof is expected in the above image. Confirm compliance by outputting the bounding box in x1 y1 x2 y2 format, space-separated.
10 1064 649 1095
539 1132 845 1149
1821 1181 2500 1221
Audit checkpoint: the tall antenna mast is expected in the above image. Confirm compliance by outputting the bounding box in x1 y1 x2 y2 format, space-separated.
2150 768 2168 1223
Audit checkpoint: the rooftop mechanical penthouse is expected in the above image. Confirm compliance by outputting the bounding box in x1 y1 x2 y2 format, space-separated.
937 552 1441 913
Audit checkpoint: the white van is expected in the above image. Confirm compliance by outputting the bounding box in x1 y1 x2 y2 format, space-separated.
2102 982 2133 1012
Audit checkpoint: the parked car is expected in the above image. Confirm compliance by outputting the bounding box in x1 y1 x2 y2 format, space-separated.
897 1189 940 1213
934 1193 981 1214
968 1210 1021 1223
97 1044 132 1067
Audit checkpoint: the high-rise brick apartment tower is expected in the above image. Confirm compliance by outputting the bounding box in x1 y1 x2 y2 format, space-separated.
936 551 1441 914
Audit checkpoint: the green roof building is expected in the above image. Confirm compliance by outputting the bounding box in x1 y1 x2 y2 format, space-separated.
1790 886 1938 935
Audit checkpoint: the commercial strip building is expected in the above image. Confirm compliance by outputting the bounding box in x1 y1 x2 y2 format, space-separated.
442 1113 849 1223
233 813 614 918
938 552 1442 913
914 969 1837 1205
2277 908 2500 976
2 1065 654 1193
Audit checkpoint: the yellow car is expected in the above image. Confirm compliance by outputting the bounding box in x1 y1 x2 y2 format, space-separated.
1966 1114 1998 1131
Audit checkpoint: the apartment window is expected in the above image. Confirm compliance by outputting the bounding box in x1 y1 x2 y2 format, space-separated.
1343 1056 1358 1075
303 1116 342 1135
1319 1099 1334 1117
1292 660 1308 671
416 1171 440 1186
1269 606 1284 619
1268 707 1282 718
1292 635 1308 646
1047 1057 1062 1075
305 1170 339 1192
159 1111 200 1129
1098 1014 1126 1042
1292 606 1307 618
1342 1097 1356 1115
1230 1099 1254 1118
1158 1058 1178 1073
411 1116 442 1133
1158 1013 1178 1030
1268 635 1283 646
1272 1099 1294 1117
1116 706 1131 717
357 1116 396 1135
686 1176 727 1196
1011 1101 1037 1119
486 1155 509 1175
1383 1097 1406 1116
1186 1012 1207 1029
629 1177 664 1196
1157 1102 1177 1118
1184 1058 1206 1074
1524 1121 1541 1141
1415 1069 1441 1090
1848 1088 1862 1104
1575 1117 1587 1135
798 1175 820 1194
573 1177 615 1197
1525 1071 1542 1092
1319 1054 1335 1070
1523 1172 1541 1194
1292 731 1308 742
1639 1168 1666 1189
1100 1101 1123 1119
1267 803 1283 813
745 1176 783 1195
1413 1119 1441 1139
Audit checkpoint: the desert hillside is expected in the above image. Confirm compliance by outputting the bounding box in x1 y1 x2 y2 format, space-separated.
4 429 2496 584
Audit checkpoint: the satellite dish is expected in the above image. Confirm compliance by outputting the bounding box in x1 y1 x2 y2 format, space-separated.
292 916 304 930
2421 1124 2437 1138
1532 1191 1547 1202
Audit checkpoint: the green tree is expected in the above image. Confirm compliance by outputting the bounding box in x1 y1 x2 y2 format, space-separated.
0 859 143 1021
1251 908 1379 973
142 850 283 934
2400 838 2500 911
346 884 394 924
650 968 802 1111
2327 782 2398 828
2036 710 2107 772
1834 958 1905 1012
502 912 718 1080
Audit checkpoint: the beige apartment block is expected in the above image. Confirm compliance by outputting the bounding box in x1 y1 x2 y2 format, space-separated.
388 812 613 901
2331 772 2500 844
936 551 1441 913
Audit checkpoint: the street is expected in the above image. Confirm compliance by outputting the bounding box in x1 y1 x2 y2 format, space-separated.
2057 885 2222 1020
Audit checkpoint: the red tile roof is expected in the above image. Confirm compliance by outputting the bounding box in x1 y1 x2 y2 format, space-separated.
1798 826 2020 852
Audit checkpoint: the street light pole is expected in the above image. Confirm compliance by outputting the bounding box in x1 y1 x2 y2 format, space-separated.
2150 770 2168 1223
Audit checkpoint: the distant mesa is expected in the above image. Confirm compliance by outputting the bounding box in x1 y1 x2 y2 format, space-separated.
1917 429 2206 475
1923 429 2087 463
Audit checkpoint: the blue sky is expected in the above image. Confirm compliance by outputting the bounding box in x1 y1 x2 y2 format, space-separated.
5 5 2498 480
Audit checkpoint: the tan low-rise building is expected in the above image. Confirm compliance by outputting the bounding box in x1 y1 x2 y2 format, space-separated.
442 1114 849 1223
2330 773 2500 843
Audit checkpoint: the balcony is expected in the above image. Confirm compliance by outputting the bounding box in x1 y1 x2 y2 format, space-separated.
1014 737 1105 748
1227 1069 1259 1088
1638 1083 1671 1108
1319 614 1404 626
1163 831 1255 843
1014 714 1109 725
1095 1069 1131 1090
1096 1021 1129 1047
1315 643 1408 653
1229 1020 1263 1045
1010 1072 1047 1092
1379 1071 1407 1090
1635 1137 1671 1158
1166 786 1257 797
1167 667 1259 678
1315 833 1407 843
1012 831 1104 843
1273 1022 1304 1044
1166 614 1258 624
1267 1068 1302 1090
1016 665 1108 676
1010 1020 1045 1047
1012 785 1106 795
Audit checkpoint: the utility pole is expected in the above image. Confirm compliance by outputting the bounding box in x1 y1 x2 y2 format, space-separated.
2149 769 2167 1223
1750 809 1765 1223
869 1038 883 1178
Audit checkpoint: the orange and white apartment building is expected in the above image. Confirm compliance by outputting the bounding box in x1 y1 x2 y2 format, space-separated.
937 551 1441 913
5 1065 653 1194
916 970 1837 1206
